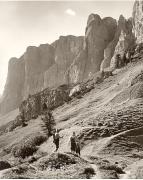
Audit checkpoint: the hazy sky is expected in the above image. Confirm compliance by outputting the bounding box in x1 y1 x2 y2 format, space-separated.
0 1 134 95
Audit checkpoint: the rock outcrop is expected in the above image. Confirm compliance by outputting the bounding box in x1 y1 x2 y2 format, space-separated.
102 15 135 70
67 14 117 83
132 0 143 43
19 85 71 121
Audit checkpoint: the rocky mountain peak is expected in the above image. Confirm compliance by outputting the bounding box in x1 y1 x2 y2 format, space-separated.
87 14 101 27
0 1 140 114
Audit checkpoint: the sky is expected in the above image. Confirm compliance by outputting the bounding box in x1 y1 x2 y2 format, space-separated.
0 0 135 95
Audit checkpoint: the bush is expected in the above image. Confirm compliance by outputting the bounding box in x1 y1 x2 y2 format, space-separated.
12 133 47 159
83 167 95 174
26 133 47 146
82 167 95 179
12 144 38 159
0 161 11 170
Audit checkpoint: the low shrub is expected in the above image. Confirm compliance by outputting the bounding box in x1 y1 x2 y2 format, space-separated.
12 144 38 159
82 167 95 178
0 161 11 170
11 133 47 159
83 167 95 175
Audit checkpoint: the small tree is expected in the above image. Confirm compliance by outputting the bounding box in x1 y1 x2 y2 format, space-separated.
41 111 55 137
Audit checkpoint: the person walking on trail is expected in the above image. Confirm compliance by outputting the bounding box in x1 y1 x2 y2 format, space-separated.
76 138 81 156
53 129 60 152
70 132 77 154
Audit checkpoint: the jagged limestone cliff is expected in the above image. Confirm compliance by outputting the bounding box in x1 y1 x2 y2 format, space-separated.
133 0 143 43
0 12 136 114
0 36 83 114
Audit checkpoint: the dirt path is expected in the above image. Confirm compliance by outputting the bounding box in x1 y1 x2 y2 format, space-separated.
82 125 143 157
81 126 143 179
0 169 10 178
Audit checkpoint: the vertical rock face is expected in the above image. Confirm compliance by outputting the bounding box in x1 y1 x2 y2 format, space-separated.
47 35 83 86
43 35 84 89
86 15 117 72
132 0 143 43
67 14 117 83
0 57 25 113
1 36 84 114
19 36 83 100
102 15 135 70
23 44 55 99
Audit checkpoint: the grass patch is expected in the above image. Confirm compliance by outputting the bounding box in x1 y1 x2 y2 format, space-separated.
0 161 11 170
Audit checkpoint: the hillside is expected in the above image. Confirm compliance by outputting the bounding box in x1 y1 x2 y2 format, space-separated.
0 49 143 178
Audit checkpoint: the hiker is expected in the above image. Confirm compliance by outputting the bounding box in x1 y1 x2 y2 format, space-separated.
116 54 121 68
70 132 77 153
122 52 127 66
76 138 81 156
115 162 119 167
53 129 60 152
125 51 130 64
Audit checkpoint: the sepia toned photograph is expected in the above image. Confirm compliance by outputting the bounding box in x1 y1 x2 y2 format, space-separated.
0 0 143 178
